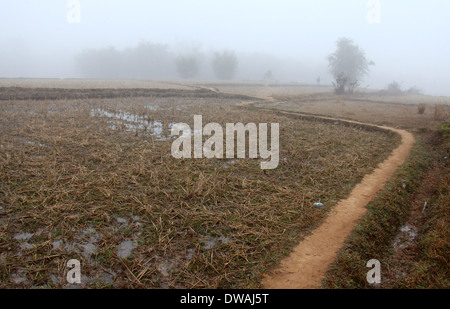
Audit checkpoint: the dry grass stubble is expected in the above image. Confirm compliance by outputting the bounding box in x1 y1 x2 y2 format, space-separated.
0 93 399 288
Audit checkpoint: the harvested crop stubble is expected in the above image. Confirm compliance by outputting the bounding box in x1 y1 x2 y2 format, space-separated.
0 94 400 288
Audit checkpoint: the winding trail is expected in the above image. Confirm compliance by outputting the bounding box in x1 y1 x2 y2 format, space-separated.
178 84 416 289
237 96 415 289
263 117 414 288
257 108 415 289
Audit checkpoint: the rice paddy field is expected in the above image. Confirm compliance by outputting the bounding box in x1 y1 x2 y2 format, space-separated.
0 82 403 289
245 91 450 130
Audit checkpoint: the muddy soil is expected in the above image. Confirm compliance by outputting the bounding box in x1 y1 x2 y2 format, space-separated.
261 111 415 289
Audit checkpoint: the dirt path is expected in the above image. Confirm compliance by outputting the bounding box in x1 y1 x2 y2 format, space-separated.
235 95 416 288
175 85 417 288
259 109 415 289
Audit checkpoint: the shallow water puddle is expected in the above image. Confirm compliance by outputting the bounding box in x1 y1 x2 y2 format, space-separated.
393 224 418 249
145 105 159 111
222 159 238 169
202 236 231 250
10 216 145 287
116 240 138 259
115 215 142 259
18 138 47 148
11 272 29 285
91 108 178 140
14 232 36 255
13 233 34 241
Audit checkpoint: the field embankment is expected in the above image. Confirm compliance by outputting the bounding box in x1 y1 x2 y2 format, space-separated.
235 84 448 289
321 125 449 289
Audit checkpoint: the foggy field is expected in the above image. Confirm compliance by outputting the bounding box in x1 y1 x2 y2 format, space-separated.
1 0 449 294
0 78 194 90
0 83 403 288
254 91 450 129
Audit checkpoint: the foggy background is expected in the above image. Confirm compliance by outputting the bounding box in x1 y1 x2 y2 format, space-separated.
1 0 449 96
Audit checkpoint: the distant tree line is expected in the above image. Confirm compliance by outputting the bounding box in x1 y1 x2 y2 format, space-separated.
75 41 240 81
76 40 338 83
75 41 175 79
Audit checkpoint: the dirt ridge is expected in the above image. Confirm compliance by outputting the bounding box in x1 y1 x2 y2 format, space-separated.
259 109 415 289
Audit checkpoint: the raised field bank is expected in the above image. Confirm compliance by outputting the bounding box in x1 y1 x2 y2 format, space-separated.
0 79 448 289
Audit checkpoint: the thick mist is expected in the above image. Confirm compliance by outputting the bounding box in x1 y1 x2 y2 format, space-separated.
1 1 449 96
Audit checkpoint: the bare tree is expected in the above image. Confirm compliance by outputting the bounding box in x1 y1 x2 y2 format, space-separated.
263 70 274 82
327 38 374 94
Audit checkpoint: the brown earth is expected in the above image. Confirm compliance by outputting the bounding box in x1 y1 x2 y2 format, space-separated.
259 111 415 289
170 85 420 289
380 159 445 288
230 91 417 289
0 81 419 288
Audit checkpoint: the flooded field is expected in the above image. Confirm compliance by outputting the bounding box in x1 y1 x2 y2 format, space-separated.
0 87 400 288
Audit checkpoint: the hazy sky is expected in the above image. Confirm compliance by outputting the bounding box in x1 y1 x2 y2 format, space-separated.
1 0 449 96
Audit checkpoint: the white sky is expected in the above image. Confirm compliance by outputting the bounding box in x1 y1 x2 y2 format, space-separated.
1 0 449 95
